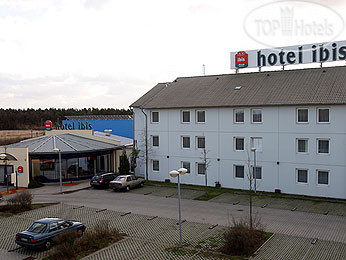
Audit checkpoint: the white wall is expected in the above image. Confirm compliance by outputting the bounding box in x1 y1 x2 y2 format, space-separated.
134 106 346 199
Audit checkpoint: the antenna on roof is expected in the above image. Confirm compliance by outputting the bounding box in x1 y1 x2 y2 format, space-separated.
202 64 206 76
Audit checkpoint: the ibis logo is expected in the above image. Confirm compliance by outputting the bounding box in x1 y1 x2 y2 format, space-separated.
235 51 248 68
44 120 53 130
44 120 92 131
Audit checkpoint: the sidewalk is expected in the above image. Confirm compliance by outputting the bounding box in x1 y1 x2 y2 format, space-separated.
29 180 91 195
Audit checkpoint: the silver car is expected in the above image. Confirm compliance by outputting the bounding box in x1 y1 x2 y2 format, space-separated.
109 175 144 191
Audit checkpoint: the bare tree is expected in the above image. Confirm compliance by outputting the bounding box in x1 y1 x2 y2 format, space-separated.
200 148 211 187
246 148 255 229
136 131 153 178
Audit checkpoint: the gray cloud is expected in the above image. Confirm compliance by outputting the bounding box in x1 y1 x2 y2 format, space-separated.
0 73 154 109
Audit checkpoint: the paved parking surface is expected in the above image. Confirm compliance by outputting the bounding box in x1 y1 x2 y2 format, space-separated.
0 198 346 260
253 234 346 260
0 204 227 260
209 193 346 216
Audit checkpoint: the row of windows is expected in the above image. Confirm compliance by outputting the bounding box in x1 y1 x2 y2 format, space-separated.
234 137 330 154
153 135 331 154
152 160 206 175
151 111 206 123
152 159 331 185
150 108 330 124
152 135 206 149
234 165 329 185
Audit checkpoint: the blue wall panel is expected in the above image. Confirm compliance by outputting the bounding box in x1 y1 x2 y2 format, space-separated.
62 120 133 139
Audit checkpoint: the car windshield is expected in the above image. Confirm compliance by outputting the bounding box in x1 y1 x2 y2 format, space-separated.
27 222 47 233
115 176 127 182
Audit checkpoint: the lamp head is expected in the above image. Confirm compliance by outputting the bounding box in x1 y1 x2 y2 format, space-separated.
169 170 179 178
251 147 256 152
0 153 7 160
53 148 60 153
178 168 187 175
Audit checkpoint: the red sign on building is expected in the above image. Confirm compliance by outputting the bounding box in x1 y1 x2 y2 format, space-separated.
235 51 249 68
17 166 23 173
44 120 53 130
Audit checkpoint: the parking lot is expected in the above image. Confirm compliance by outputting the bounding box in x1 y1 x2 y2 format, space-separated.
1 203 345 260
129 184 346 216
1 182 346 259
0 203 228 259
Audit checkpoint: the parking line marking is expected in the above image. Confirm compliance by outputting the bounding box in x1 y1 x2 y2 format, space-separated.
147 216 158 220
73 205 84 209
208 224 218 229
8 246 23 252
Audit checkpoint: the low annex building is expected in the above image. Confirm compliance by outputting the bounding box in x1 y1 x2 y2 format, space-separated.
131 66 346 199
0 130 132 187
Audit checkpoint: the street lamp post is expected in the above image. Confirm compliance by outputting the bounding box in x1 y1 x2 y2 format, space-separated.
169 167 187 248
53 148 62 193
251 147 257 193
0 153 9 193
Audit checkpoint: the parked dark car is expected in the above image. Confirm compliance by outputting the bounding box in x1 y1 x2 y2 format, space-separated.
90 172 117 188
15 218 86 249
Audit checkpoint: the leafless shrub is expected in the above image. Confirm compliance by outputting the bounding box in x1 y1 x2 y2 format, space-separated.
221 217 266 256
7 191 32 213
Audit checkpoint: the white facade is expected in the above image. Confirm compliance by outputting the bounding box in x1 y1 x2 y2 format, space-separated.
134 105 346 199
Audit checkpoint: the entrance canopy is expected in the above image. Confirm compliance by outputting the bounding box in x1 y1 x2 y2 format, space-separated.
7 134 119 155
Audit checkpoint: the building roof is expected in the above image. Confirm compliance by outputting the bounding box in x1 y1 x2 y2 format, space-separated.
94 131 133 146
6 134 119 154
131 66 346 109
65 115 133 120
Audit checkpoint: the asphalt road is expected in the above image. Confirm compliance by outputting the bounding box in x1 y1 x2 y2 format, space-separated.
32 188 346 244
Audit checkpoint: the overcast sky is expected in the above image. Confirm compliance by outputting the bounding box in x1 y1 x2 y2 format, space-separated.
1 0 346 109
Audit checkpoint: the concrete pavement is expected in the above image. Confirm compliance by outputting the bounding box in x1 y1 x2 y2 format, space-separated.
32 188 346 244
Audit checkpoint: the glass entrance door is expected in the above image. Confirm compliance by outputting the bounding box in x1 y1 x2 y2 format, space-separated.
0 165 14 186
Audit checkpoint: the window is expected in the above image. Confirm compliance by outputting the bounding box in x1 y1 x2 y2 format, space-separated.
152 160 159 172
181 161 190 173
318 139 329 154
181 136 190 149
234 165 244 178
317 170 329 185
197 163 206 175
235 137 244 151
152 136 159 147
297 169 308 183
297 139 308 153
253 166 262 179
196 111 205 123
196 136 205 149
297 108 308 123
181 111 190 123
251 109 262 123
251 137 263 152
151 111 159 123
317 108 329 123
234 110 244 123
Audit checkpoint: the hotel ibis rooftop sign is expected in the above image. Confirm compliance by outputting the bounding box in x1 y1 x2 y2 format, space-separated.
230 40 346 69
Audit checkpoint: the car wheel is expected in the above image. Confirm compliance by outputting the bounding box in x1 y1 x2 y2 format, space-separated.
77 228 84 237
139 182 144 187
126 186 130 191
44 240 52 250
